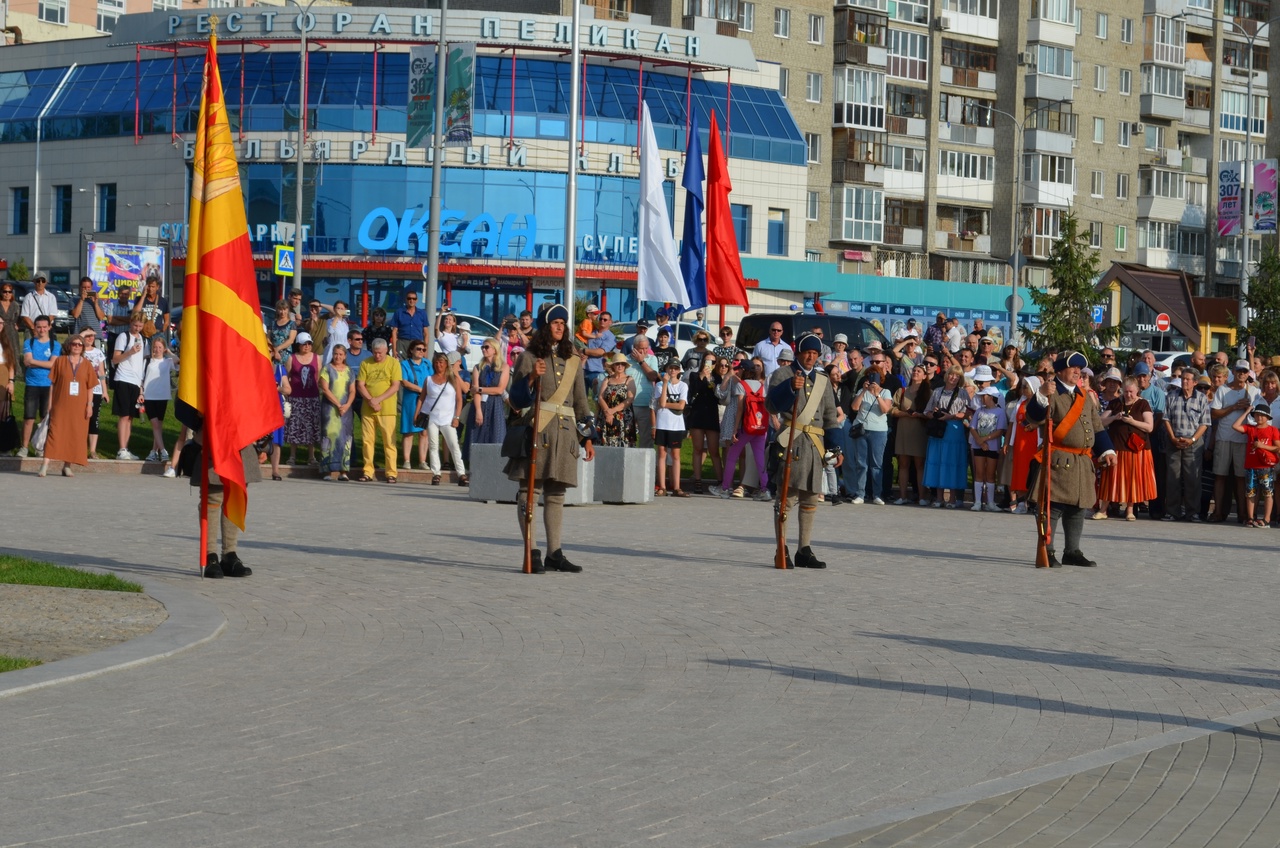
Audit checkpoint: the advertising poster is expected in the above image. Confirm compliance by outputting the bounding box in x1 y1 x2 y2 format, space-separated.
86 242 166 297
1218 161 1243 237
1253 159 1278 234
406 43 475 149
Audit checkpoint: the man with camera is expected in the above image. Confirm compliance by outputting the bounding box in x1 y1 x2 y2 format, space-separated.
767 334 842 569
71 276 105 337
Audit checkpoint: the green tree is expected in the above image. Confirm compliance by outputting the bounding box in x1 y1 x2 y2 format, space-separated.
1234 244 1280 359
1020 212 1119 355
5 257 29 282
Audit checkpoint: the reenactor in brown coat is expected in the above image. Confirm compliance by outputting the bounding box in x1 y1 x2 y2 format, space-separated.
1026 351 1117 568
505 303 595 574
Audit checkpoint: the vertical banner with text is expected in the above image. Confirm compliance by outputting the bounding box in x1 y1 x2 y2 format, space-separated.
1253 159 1278 233
1219 161 1243 237
406 43 476 149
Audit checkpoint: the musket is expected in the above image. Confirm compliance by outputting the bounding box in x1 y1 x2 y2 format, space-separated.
1035 403 1053 569
522 377 542 574
774 372 803 570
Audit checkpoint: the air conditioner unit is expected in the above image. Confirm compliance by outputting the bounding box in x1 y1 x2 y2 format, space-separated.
1018 51 1035 66
1132 121 1145 133
935 15 952 30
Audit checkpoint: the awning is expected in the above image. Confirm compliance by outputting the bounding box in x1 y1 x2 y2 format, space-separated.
1097 261 1199 339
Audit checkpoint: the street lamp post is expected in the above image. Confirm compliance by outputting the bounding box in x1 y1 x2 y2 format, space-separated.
286 0 320 294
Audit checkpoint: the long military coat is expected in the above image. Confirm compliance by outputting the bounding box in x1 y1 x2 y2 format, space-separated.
1026 383 1114 509
504 349 592 486
767 363 840 494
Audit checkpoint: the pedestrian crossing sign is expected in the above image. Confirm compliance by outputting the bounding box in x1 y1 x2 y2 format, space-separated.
274 245 295 277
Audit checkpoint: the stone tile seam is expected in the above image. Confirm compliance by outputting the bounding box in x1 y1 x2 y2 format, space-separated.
0 574 227 700
754 700 1280 848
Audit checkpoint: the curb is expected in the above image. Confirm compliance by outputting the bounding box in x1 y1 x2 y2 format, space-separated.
0 574 226 700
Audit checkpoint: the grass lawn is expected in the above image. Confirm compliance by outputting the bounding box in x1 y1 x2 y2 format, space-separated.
0 656 42 673
0 553 143 592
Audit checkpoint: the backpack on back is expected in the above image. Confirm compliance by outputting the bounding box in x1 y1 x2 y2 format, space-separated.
742 381 767 436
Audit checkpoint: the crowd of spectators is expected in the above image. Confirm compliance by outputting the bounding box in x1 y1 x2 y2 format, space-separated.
4 290 1279 530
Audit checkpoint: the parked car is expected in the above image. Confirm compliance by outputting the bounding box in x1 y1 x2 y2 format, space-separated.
736 313 890 356
610 320 700 359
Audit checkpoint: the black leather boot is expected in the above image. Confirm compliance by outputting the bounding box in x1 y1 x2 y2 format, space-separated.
221 551 253 577
1063 550 1096 568
527 549 545 574
795 546 827 569
545 549 583 573
203 553 224 579
1045 549 1062 568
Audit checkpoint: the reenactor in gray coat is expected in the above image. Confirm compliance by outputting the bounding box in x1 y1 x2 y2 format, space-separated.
505 303 595 574
767 334 843 569
1025 350 1117 568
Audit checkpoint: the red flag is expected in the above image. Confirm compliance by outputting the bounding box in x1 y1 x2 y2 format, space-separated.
179 31 283 530
704 111 750 311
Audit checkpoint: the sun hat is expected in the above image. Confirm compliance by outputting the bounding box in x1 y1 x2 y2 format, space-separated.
971 364 995 382
1102 367 1124 383
833 333 849 345
295 332 313 344
1132 362 1151 376
585 304 600 314
1252 402 1273 418
778 347 795 361
609 352 628 367
978 386 1001 398
1236 359 1252 371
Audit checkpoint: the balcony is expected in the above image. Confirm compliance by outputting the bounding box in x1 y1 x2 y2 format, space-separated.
1140 93 1185 121
942 124 994 146
938 66 997 91
1137 195 1187 221
1181 204 1207 228
939 11 999 40
834 42 888 66
1186 57 1213 80
935 231 991 253
935 175 994 203
1023 179 1074 207
885 115 927 136
1221 64 1268 89
1136 246 1174 268
1184 107 1211 128
884 225 924 249
1171 253 1207 276
835 102 886 131
1024 128 1074 156
831 160 885 184
1026 19 1076 47
1024 73 1074 102
884 169 926 196
1181 155 1208 176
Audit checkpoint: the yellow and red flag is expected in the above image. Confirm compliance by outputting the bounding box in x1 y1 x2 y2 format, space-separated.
178 31 283 530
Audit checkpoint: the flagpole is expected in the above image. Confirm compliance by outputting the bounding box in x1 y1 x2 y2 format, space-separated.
563 1 582 310
423 0 448 350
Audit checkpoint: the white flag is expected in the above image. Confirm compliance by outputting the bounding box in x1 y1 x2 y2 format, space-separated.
636 103 685 306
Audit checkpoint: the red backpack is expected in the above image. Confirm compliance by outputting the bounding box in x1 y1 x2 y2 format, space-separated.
742 381 767 436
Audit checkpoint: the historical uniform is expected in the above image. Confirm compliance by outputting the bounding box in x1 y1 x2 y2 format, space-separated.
767 334 842 568
506 303 593 573
1025 351 1115 568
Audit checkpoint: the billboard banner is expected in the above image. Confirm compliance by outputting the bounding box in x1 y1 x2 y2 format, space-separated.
407 43 476 149
1218 161 1243 237
1254 159 1278 234
86 242 166 297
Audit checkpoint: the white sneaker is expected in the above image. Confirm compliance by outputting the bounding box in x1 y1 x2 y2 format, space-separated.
851 496 864 504
971 502 984 512
709 485 731 500
919 498 930 506
893 498 908 505
162 467 176 478
752 490 773 502
731 486 746 498
872 497 885 506
146 450 160 462
160 449 170 462
984 503 1000 512
117 449 139 461
1016 503 1028 515
16 447 27 458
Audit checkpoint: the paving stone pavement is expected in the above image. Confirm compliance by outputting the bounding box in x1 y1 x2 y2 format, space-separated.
3 471 1280 847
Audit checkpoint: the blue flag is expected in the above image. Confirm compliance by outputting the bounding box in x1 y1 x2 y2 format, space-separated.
679 112 707 311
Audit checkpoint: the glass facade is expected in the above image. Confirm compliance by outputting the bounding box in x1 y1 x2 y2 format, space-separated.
0 53 805 164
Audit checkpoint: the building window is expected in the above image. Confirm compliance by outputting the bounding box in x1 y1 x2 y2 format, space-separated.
774 8 790 38
1023 153 1074 185
97 0 124 32
1034 0 1073 25
1097 12 1108 38
767 208 788 256
806 250 822 262
885 198 926 228
1089 221 1103 248
1146 15 1185 64
808 13 824 44
737 1 754 30
1178 228 1206 256
1220 90 1267 135
941 38 997 73
1094 65 1107 91
805 72 822 103
1074 7 1082 33
941 0 998 19
887 29 930 81
842 187 883 242
1090 170 1104 197
885 145 925 172
1032 207 1063 258
806 191 819 221
39 0 68 24
1142 65 1185 100
96 183 117 232
1118 120 1131 147
1115 224 1127 251
11 187 29 236
778 68 789 99
805 132 821 163
1116 173 1130 199
53 185 72 234
152 0 182 10
731 203 751 252
890 85 932 120
940 150 996 180
1138 220 1177 250
1119 69 1132 95
1139 167 1186 200
1120 17 1133 43
835 68 887 130
1093 117 1105 143
1036 44 1074 79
